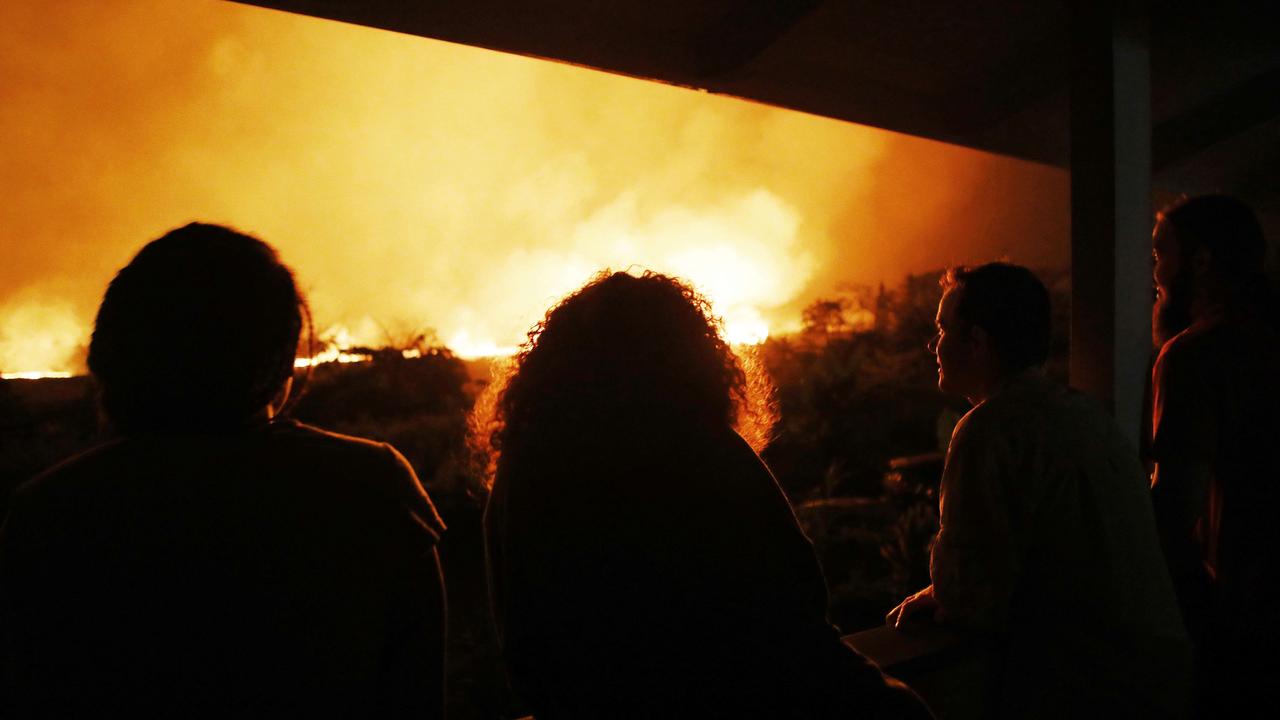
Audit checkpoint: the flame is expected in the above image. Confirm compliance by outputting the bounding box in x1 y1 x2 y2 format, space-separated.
721 308 771 346
0 0 856 370
0 371 74 380
293 347 372 368
0 0 1070 377
293 322 454 366
0 300 86 377
445 330 519 360
640 189 811 346
294 322 380 367
448 188 813 353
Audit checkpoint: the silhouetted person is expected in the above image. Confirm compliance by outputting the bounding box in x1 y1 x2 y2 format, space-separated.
1149 195 1280 715
477 271 930 719
0 223 446 717
887 263 1189 718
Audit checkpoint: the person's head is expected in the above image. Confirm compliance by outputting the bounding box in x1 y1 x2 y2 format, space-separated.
1153 195 1269 346
89 223 310 433
472 270 774 482
931 263 1050 403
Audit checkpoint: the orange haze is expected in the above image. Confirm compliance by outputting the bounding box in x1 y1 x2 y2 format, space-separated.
0 0 1068 375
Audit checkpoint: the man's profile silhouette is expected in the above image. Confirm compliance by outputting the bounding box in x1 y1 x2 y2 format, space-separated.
889 263 1189 718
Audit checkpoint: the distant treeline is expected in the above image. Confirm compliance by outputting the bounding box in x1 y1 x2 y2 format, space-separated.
0 266 1072 509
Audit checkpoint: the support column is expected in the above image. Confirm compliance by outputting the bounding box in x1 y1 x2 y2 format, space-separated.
1069 0 1152 446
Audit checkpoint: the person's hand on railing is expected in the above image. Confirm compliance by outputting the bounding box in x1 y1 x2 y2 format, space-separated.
885 583 947 628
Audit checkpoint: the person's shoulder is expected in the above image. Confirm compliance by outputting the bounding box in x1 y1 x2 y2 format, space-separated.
951 394 1006 442
1159 323 1211 359
267 421 424 485
717 425 764 460
706 425 775 477
269 420 446 537
943 403 1016 472
268 419 396 458
1157 314 1266 363
1153 323 1219 386
1008 374 1126 444
1171 315 1279 362
14 437 132 504
954 373 1080 444
675 424 788 506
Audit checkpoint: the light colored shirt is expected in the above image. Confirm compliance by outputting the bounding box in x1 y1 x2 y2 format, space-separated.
932 369 1189 717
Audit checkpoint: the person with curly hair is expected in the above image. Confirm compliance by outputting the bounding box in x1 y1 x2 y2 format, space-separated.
476 270 929 718
0 223 446 717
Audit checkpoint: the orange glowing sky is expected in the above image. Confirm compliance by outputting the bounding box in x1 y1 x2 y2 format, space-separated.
0 0 1068 374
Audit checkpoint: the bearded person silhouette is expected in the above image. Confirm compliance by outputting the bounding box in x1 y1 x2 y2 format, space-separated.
1149 196 1280 716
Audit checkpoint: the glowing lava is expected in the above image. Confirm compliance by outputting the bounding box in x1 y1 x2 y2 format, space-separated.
0 371 74 380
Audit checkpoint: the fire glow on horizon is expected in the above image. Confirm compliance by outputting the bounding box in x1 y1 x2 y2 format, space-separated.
0 0 1068 378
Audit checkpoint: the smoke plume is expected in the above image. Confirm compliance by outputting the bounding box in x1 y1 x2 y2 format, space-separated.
0 0 1067 372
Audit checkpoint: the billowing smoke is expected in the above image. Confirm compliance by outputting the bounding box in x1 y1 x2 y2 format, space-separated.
0 0 1067 373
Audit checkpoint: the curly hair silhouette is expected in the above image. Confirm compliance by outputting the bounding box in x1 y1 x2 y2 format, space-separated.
478 271 928 718
472 270 774 484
